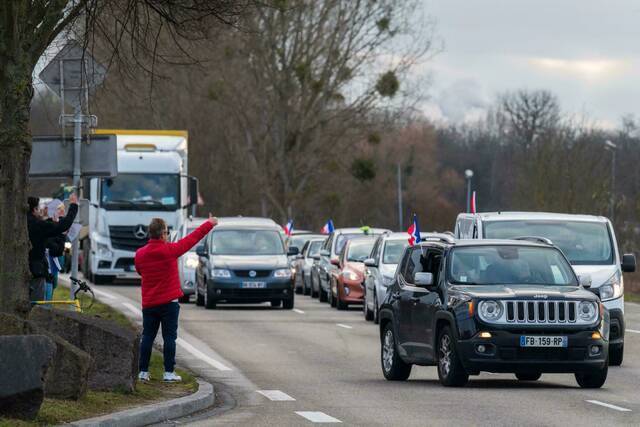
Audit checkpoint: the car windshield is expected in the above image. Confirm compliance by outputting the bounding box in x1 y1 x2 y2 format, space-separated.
210 230 285 255
307 240 323 257
100 174 179 211
483 220 613 265
290 235 312 250
383 240 408 264
335 232 383 255
449 245 577 286
347 239 375 262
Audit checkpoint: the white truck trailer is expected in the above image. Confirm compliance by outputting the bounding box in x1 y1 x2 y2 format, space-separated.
83 129 198 283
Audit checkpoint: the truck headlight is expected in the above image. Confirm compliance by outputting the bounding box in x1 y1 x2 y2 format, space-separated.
478 300 503 322
185 253 199 269
343 271 360 281
211 268 231 278
97 242 113 259
599 272 623 301
578 301 598 322
274 268 292 278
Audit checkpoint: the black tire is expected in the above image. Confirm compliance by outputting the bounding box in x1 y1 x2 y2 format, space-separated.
364 299 374 321
575 364 608 388
515 372 541 381
196 287 204 306
179 295 191 304
205 284 216 309
295 284 303 294
381 323 412 381
271 300 282 307
609 344 623 366
283 295 294 309
336 292 348 310
303 277 311 295
93 274 111 285
437 326 469 387
319 286 328 302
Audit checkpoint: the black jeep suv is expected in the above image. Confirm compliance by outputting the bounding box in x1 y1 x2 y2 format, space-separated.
379 237 610 388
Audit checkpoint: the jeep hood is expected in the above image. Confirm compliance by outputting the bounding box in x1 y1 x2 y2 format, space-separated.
450 284 598 301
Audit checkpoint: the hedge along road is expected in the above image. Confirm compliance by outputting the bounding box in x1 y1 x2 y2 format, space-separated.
92 277 640 426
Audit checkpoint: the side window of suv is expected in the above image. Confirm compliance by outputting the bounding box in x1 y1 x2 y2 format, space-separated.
402 247 424 284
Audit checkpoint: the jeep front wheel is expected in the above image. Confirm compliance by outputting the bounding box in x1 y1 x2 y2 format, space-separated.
381 323 412 381
575 364 608 388
437 326 468 387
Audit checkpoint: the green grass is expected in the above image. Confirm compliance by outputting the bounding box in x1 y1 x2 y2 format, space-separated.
50 285 133 330
0 288 198 426
624 292 640 303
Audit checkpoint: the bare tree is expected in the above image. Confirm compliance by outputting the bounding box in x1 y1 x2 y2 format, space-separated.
498 89 560 147
0 0 249 316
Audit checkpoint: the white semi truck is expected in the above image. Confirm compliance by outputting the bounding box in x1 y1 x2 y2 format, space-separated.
83 129 198 283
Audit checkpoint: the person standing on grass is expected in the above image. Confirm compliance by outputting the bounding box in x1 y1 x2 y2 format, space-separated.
134 214 217 382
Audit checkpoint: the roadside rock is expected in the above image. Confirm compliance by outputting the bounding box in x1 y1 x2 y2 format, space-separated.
29 306 140 392
0 312 93 400
0 334 56 420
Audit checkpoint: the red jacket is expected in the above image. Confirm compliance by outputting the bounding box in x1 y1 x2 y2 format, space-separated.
135 221 214 308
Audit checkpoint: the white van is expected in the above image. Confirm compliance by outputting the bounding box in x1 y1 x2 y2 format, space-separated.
455 211 636 366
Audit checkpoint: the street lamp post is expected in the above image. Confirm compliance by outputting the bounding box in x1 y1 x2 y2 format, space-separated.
465 169 474 213
604 140 617 222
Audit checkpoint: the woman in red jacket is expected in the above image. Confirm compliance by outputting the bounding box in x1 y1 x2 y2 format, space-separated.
135 214 217 382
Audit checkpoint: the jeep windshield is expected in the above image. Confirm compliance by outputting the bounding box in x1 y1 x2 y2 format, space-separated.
449 245 577 286
210 230 285 255
483 220 613 265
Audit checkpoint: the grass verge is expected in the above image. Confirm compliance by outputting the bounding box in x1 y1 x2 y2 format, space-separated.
624 292 640 304
0 286 198 426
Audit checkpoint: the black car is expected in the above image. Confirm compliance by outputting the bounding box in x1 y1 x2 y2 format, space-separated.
379 237 610 388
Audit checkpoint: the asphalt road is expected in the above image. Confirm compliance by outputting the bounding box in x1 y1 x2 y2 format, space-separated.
92 279 640 426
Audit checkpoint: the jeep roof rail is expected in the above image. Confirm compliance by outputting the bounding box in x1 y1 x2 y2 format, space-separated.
513 236 554 245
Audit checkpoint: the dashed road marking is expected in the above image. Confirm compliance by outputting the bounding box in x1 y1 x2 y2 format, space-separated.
92 288 117 300
295 411 342 423
176 337 232 371
626 329 640 334
336 324 352 329
122 302 142 317
586 400 631 412
256 390 296 401
293 309 305 314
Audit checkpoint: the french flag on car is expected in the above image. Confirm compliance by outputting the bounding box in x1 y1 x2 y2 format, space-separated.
283 219 294 236
471 191 477 214
407 214 421 246
321 219 335 234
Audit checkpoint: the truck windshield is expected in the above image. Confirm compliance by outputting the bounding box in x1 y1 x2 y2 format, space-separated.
210 230 285 255
383 240 408 264
483 220 613 265
449 245 577 286
101 174 179 211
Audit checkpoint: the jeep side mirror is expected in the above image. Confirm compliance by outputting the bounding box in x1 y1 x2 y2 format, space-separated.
622 253 636 273
414 272 434 287
579 274 592 288
196 244 207 257
364 258 377 267
288 246 300 256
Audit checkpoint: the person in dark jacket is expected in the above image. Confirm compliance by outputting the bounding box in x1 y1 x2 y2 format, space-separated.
27 193 78 301
44 199 68 300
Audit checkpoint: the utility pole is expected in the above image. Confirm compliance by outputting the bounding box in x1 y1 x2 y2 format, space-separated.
465 169 474 213
397 163 403 230
605 140 617 223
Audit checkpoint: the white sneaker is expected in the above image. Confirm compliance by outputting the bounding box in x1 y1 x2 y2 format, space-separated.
138 371 150 381
163 371 182 382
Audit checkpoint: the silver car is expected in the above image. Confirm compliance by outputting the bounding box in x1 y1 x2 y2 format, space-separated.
175 217 209 303
363 233 408 323
294 237 326 295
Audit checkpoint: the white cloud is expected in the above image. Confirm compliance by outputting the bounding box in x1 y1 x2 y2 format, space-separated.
527 57 630 82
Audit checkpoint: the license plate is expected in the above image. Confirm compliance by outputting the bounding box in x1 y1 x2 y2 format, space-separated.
242 282 266 289
520 336 567 347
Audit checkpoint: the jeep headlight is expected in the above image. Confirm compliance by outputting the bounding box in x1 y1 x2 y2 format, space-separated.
185 253 199 269
274 268 292 278
578 301 598 322
211 268 231 278
599 272 623 301
478 300 503 322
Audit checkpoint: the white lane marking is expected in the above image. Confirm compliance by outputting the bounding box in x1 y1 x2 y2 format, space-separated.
295 411 342 423
92 288 117 300
586 400 632 412
176 337 232 371
336 323 352 329
256 390 296 401
626 329 640 334
293 309 305 314
122 302 142 317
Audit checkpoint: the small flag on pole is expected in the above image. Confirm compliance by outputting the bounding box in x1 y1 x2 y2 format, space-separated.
283 219 294 236
321 219 335 234
471 191 477 214
407 214 421 246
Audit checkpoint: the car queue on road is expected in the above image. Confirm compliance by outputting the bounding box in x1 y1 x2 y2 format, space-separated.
174 211 636 390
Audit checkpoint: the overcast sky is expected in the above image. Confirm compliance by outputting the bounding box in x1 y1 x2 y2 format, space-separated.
420 0 640 127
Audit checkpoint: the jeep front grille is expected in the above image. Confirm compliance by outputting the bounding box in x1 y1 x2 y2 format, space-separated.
505 300 577 323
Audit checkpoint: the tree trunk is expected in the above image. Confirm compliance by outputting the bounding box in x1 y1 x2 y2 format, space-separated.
0 63 34 317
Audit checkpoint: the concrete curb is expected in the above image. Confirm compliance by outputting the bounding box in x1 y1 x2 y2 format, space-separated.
68 379 214 427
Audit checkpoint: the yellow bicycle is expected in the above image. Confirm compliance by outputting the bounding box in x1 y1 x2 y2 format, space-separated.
31 277 95 313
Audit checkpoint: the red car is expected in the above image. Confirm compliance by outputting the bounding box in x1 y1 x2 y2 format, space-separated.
329 236 378 310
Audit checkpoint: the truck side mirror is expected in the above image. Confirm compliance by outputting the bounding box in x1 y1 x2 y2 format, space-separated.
189 176 199 207
622 253 636 273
